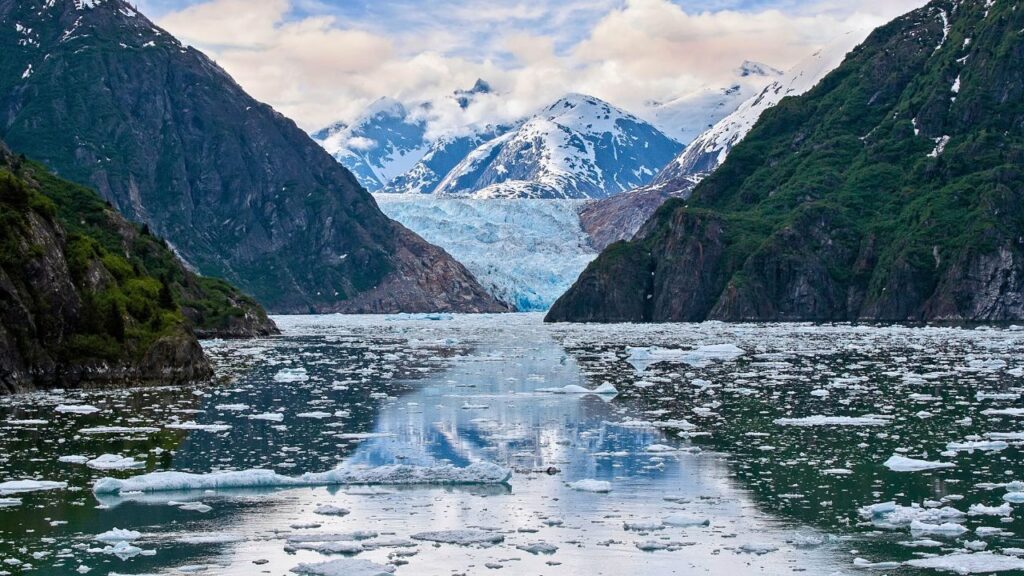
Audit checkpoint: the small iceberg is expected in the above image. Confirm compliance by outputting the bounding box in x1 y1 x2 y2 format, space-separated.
884 455 955 472
537 383 618 395
567 479 612 493
774 415 890 427
94 462 512 494
627 344 744 371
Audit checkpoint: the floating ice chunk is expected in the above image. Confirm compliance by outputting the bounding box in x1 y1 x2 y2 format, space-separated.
910 520 969 536
738 543 779 554
1002 492 1024 503
87 454 144 471
336 433 395 440
165 422 232 432
858 502 964 528
884 455 955 472
662 515 710 527
947 441 1008 452
249 412 284 422
906 552 1024 573
653 419 697 431
94 462 512 494
0 479 67 495
94 528 141 542
59 455 90 464
55 405 100 414
516 542 558 554
538 383 618 395
79 426 159 435
274 368 309 382
177 501 212 513
623 520 665 531
774 415 890 427
297 412 333 419
627 344 744 371
314 504 350 516
567 479 611 493
982 408 1024 417
92 540 149 560
968 503 1012 516
215 404 249 411
291 558 395 576
0 498 21 507
411 530 504 545
853 558 901 569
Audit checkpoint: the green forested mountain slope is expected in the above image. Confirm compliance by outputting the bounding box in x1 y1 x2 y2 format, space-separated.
0 141 274 392
549 0 1024 323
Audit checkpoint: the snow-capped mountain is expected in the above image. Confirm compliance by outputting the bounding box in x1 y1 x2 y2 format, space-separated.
433 94 682 199
453 78 492 109
657 34 863 183
312 97 429 191
374 195 596 311
641 61 783 144
385 125 511 195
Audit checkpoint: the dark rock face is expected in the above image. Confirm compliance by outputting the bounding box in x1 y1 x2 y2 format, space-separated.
579 177 698 251
550 0 1024 323
0 0 505 314
0 172 210 392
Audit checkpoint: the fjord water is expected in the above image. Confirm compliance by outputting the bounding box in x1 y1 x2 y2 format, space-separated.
2 315 1024 575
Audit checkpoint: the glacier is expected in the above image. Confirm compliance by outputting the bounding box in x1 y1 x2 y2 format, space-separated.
374 195 596 311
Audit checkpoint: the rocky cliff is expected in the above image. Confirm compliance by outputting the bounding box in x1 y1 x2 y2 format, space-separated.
0 0 505 314
0 141 260 392
549 0 1024 323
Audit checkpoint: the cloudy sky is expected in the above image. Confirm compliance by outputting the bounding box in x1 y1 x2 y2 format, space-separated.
137 0 928 134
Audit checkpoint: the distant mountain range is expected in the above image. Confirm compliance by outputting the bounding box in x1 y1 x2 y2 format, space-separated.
312 63 785 200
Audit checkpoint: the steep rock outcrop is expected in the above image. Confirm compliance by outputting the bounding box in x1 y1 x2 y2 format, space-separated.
0 0 504 314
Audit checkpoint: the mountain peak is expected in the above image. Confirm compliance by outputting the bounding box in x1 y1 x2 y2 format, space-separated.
453 78 493 108
363 96 407 119
736 60 784 78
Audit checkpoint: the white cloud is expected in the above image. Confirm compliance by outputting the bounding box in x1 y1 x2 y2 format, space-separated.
155 0 928 134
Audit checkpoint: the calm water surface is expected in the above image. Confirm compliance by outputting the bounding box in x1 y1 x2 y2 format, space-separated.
1 314 1024 575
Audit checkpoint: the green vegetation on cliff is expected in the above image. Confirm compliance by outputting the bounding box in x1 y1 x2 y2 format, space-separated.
549 0 1024 323
0 142 276 392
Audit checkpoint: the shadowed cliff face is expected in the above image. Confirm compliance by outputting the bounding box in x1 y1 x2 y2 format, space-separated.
550 0 1024 323
0 143 215 392
0 0 507 314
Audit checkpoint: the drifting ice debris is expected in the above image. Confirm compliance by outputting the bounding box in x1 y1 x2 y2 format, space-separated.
626 344 745 371
884 455 955 472
773 415 890 427
516 542 558 554
93 462 512 494
94 528 141 542
291 558 395 576
662 515 710 527
906 552 1024 573
910 520 969 536
567 479 612 493
86 454 145 471
0 480 67 495
314 504 350 516
55 404 101 414
165 422 232 432
274 367 309 382
411 530 504 545
537 383 618 395
858 502 965 528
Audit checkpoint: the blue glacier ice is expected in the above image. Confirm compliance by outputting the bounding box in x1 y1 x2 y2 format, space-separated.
374 195 596 311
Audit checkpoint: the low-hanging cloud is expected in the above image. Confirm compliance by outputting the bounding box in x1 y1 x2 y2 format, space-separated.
154 0 928 134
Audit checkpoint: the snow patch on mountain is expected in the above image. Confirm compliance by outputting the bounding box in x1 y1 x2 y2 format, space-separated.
313 98 429 191
374 195 596 311
434 94 682 199
657 33 864 184
640 61 783 144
